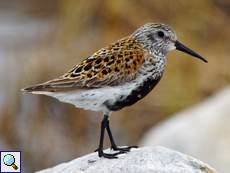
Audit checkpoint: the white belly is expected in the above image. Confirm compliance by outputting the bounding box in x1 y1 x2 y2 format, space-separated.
39 82 138 112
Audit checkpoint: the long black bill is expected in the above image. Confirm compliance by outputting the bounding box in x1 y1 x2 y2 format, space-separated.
175 40 207 63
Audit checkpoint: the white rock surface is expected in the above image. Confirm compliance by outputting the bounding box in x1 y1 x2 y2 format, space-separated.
36 146 216 173
139 86 230 173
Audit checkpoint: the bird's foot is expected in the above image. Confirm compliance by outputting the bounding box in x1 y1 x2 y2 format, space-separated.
94 148 127 159
110 145 139 152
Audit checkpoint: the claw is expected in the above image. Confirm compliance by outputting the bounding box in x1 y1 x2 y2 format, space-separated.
111 145 139 152
97 149 127 159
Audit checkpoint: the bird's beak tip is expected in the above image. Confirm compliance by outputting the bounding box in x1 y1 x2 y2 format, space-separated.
175 40 207 63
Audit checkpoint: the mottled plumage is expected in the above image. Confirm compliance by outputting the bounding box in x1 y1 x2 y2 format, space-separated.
22 22 207 159
26 37 146 91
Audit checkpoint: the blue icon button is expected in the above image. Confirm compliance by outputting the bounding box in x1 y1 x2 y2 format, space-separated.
3 154 18 170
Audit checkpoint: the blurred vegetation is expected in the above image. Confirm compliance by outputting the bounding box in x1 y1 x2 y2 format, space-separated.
0 0 230 172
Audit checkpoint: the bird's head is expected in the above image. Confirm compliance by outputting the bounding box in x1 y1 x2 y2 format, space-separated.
132 22 207 63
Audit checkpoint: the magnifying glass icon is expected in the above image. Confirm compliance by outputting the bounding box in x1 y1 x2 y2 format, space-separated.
3 154 18 170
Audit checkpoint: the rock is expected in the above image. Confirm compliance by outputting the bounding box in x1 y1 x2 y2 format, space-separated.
36 146 216 173
139 86 230 173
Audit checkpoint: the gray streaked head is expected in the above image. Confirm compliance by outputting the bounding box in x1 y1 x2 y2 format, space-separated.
131 22 207 62
131 22 177 56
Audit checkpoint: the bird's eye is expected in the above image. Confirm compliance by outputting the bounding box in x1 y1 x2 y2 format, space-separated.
158 31 164 37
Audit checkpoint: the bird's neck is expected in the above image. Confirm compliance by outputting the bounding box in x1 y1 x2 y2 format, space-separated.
137 53 166 81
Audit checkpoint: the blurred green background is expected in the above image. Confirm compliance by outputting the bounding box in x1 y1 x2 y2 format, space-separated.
0 0 229 172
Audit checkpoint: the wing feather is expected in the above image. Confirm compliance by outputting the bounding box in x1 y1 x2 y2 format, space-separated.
22 37 147 93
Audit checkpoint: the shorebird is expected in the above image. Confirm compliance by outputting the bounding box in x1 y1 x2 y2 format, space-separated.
22 22 207 159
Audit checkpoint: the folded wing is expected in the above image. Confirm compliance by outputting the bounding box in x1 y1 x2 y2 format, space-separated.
22 38 147 93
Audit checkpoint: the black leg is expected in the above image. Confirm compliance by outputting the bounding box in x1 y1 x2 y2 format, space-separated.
106 119 139 152
95 114 126 159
